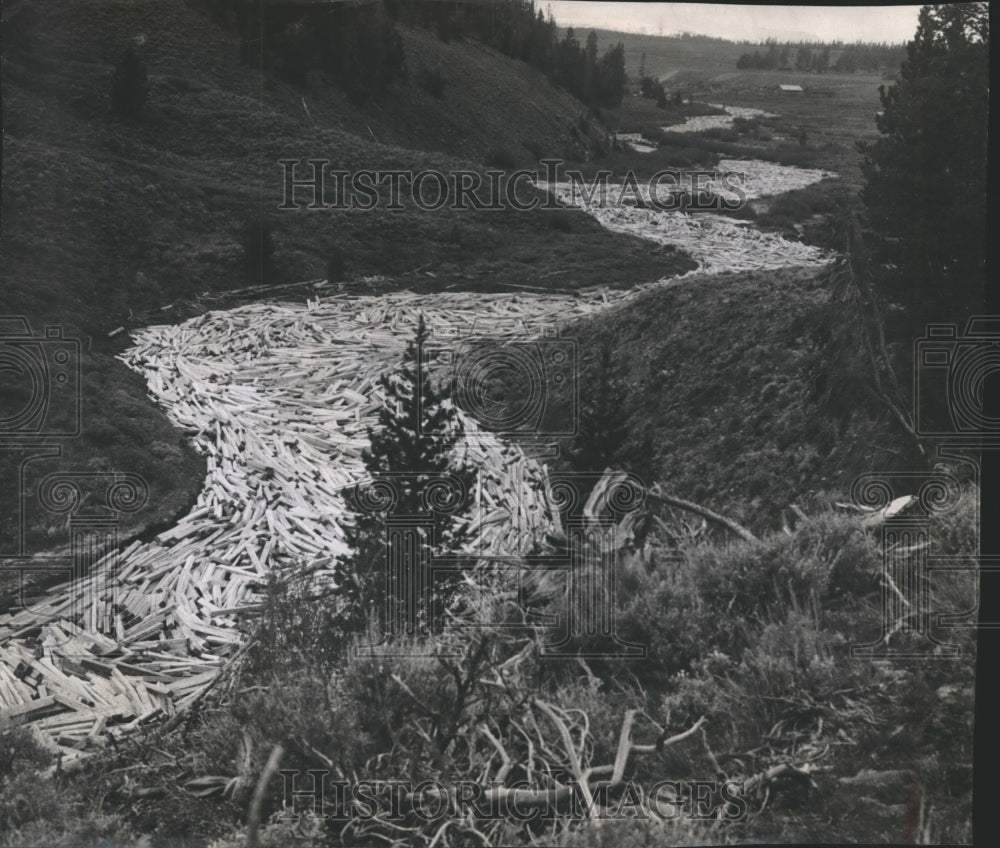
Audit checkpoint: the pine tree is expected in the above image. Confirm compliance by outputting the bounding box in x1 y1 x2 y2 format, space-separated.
858 3 988 333
568 342 628 479
335 315 478 636
110 47 148 119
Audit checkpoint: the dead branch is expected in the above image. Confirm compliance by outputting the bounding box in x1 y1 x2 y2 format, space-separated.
646 486 759 543
742 761 819 796
480 722 514 783
534 699 595 816
656 714 708 754
245 743 285 848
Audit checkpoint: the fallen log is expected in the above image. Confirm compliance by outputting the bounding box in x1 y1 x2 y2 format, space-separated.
647 485 759 543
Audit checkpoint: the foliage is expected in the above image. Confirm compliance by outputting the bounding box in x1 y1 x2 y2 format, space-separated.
568 341 629 478
858 3 988 331
240 214 275 282
397 0 627 109
639 75 668 108
110 46 148 118
215 0 407 101
0 728 138 847
8 489 976 845
333 316 478 636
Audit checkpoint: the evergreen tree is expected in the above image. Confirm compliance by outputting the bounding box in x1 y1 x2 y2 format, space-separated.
815 45 830 72
595 42 626 108
334 316 478 637
583 30 599 101
568 342 628 477
110 47 148 118
858 3 988 333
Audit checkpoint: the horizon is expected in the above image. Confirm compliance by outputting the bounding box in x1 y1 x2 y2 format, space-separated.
545 2 922 44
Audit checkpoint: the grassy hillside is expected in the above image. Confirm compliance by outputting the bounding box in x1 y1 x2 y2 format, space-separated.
0 6 979 847
579 29 748 82
479 262 931 536
1 0 695 561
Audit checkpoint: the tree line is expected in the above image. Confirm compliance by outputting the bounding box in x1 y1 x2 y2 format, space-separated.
736 39 906 73
198 0 405 103
193 0 626 109
392 0 626 109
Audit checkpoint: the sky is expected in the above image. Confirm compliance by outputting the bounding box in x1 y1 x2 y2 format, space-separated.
545 2 923 44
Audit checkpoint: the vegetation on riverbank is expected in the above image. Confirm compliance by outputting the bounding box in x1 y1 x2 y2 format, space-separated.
0 481 976 845
1 1 985 845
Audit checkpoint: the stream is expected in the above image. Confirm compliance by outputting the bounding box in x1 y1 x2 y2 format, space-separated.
0 156 838 759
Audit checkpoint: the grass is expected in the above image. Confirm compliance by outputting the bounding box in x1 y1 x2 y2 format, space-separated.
1 488 973 845
477 262 928 534
0 6 976 846
0 0 696 593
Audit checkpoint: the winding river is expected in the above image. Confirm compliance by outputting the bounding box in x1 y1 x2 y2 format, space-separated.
0 158 838 761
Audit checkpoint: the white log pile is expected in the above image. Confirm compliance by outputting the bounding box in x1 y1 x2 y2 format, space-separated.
541 179 832 276
0 290 633 759
663 104 779 134
714 158 837 201
0 159 837 756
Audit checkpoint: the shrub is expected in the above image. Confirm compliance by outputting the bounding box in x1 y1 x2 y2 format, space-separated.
760 192 812 229
418 65 448 98
546 208 580 233
702 127 740 143
0 727 49 784
0 728 137 846
546 507 880 690
489 148 518 169
110 47 148 118
663 610 887 755
240 215 275 282
326 243 346 283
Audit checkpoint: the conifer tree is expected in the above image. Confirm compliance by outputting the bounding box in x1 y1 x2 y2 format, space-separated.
110 47 148 119
568 342 628 479
859 3 988 332
335 315 477 636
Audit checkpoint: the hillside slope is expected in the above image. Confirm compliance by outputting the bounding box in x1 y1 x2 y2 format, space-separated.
1 0 695 559
537 263 932 533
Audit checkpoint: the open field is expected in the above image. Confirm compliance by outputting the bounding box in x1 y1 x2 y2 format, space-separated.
608 71 886 186
582 29 749 81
